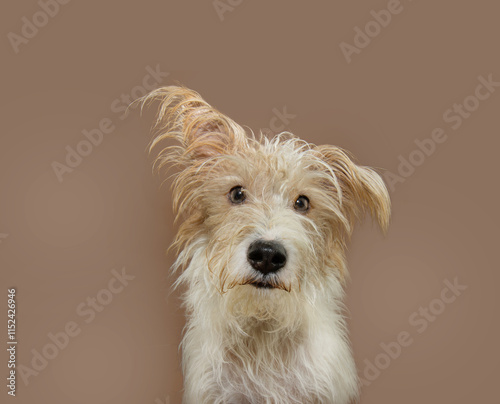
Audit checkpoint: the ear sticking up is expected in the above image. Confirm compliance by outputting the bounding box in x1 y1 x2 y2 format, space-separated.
314 145 391 233
141 86 247 170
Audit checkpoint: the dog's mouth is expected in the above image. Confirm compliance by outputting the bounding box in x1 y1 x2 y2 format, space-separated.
250 281 275 289
239 277 291 292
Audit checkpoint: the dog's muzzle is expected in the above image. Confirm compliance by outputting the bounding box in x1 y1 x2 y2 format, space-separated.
247 240 287 275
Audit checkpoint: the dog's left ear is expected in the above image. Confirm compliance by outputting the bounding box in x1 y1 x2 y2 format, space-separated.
314 145 391 233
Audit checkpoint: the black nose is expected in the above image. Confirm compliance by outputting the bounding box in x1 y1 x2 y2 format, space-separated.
247 240 287 275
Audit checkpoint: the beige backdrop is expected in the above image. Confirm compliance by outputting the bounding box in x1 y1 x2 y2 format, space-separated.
1 1 499 403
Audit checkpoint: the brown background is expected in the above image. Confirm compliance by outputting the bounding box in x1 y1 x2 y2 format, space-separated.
1 1 499 403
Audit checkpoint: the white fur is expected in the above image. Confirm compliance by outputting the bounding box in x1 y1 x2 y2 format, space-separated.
178 251 359 404
143 86 390 404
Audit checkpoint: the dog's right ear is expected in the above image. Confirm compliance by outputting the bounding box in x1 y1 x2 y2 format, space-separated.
141 86 247 170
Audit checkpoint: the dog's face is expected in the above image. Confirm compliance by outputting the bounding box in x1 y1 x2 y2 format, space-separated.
145 87 390 319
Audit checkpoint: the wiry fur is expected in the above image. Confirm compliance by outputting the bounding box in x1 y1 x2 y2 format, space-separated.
142 86 391 403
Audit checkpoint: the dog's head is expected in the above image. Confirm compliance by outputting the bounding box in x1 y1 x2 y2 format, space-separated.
144 86 390 318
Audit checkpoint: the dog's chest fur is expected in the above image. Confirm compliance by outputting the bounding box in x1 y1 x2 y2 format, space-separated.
183 305 358 404
220 323 320 403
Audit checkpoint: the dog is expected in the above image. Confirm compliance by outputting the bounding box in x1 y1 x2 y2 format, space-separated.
143 86 391 403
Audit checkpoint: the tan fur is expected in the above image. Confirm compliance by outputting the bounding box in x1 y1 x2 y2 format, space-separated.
143 86 390 403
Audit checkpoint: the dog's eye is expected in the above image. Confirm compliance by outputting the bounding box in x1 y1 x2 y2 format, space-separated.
294 195 310 213
229 186 246 204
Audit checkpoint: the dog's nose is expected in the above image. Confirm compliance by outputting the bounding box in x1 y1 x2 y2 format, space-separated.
247 240 287 275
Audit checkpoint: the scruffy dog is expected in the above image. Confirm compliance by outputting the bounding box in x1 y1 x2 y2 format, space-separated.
143 87 390 404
